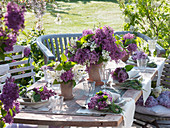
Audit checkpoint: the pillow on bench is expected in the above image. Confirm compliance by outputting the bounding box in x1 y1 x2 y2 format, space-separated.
136 105 170 117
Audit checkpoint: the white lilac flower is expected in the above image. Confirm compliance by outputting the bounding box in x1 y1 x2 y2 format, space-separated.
152 86 162 97
81 42 90 49
70 39 77 47
54 61 60 69
90 41 97 51
72 64 86 81
102 50 111 61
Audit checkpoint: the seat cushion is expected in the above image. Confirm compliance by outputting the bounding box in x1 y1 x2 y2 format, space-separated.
136 105 170 117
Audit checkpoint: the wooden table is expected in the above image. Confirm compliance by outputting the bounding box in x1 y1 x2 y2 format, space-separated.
14 58 165 127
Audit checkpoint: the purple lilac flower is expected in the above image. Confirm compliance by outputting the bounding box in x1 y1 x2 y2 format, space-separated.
136 96 158 107
33 86 56 100
82 29 94 36
60 69 74 82
24 47 31 57
5 2 25 32
127 43 137 52
0 76 20 124
111 68 129 83
72 48 99 65
157 91 170 108
88 91 112 110
123 33 135 40
132 51 147 61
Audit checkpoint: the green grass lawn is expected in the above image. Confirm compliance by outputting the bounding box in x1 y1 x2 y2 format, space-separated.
22 0 124 37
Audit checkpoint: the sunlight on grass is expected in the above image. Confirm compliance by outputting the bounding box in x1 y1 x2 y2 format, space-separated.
22 1 124 38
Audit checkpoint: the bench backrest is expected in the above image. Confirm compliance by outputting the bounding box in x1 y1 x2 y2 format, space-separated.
37 33 82 62
0 45 35 83
36 31 165 64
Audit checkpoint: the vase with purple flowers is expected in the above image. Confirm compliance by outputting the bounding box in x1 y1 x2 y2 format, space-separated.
67 26 126 85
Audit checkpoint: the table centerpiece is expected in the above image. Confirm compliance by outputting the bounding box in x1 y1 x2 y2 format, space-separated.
67 25 126 85
46 54 86 100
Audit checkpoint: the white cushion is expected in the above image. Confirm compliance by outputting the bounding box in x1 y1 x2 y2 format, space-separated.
136 105 170 117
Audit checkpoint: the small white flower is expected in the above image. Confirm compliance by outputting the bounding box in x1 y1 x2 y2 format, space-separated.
54 62 60 69
102 50 111 61
152 86 162 97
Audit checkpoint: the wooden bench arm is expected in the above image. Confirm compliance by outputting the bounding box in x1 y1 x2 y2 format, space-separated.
36 39 55 64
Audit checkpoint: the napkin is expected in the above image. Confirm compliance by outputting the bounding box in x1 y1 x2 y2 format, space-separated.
127 70 140 79
105 90 120 101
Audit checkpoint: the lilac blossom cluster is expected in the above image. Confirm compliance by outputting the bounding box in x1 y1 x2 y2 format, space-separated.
136 91 170 108
132 51 148 61
33 86 56 100
122 33 138 53
24 47 31 57
0 77 20 124
5 2 25 32
60 69 74 82
70 48 99 65
88 91 112 110
111 68 129 83
0 2 25 56
157 91 170 108
68 26 125 66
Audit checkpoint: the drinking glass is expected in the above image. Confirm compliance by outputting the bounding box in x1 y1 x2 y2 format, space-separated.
51 95 64 113
148 40 156 59
137 59 148 72
99 67 111 92
88 81 96 97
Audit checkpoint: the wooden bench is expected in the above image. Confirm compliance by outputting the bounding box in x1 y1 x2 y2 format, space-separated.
36 31 165 64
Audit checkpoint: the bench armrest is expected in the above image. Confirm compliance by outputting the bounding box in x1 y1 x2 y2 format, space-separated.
36 38 55 64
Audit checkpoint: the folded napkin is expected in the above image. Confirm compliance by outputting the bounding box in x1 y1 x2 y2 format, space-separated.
105 90 120 101
127 70 140 79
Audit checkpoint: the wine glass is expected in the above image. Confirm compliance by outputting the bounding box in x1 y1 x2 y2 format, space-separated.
99 67 111 92
148 40 156 60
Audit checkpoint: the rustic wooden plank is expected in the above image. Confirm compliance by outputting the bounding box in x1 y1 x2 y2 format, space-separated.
162 72 170 76
161 77 170 81
9 66 34 74
164 67 170 72
161 81 170 86
8 59 34 67
122 90 142 102
14 113 122 127
164 64 170 68
13 72 35 80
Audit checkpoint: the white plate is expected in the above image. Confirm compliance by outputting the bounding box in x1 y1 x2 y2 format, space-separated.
18 98 49 109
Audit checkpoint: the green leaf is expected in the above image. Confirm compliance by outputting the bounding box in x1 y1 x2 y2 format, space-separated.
56 63 63 71
9 109 13 117
1 108 7 117
125 65 134 72
115 35 120 40
47 60 55 67
33 94 41 102
0 52 5 61
61 53 67 62
0 120 5 128
63 61 76 71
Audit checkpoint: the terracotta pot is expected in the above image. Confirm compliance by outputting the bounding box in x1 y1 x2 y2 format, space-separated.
121 54 130 62
60 81 74 100
88 63 104 86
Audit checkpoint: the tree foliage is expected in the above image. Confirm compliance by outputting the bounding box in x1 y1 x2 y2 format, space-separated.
118 0 170 57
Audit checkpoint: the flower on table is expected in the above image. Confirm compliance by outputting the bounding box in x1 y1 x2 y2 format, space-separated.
136 96 158 107
88 91 122 114
32 86 56 102
67 25 125 67
111 68 129 83
132 51 148 61
157 91 170 108
121 33 138 53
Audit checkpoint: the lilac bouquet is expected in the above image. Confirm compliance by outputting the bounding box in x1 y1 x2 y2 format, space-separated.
45 54 86 85
0 2 25 60
0 77 20 125
111 68 129 83
121 33 138 53
88 91 122 113
132 51 148 62
67 26 126 67
32 86 56 102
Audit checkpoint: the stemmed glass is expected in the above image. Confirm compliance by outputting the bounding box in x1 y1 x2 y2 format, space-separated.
148 40 156 60
99 66 111 92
